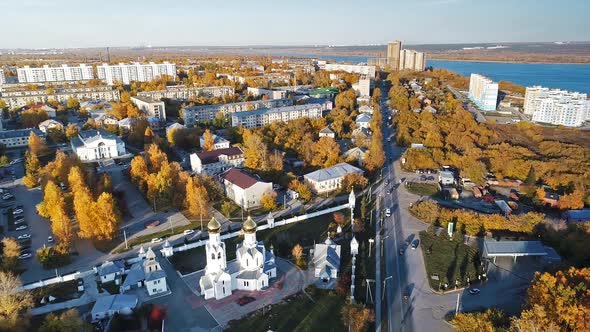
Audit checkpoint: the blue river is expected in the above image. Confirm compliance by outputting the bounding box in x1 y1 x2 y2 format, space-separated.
254 52 590 94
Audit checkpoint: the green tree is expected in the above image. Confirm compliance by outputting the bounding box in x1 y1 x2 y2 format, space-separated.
39 309 92 332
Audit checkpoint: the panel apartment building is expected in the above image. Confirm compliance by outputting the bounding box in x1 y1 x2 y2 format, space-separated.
0 86 120 109
524 86 589 127
323 63 376 78
137 85 234 100
231 103 324 129
468 74 499 111
97 62 176 85
369 40 425 71
182 98 293 126
131 96 166 120
17 64 94 83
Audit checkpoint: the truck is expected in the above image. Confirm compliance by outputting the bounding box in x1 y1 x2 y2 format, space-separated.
495 200 513 216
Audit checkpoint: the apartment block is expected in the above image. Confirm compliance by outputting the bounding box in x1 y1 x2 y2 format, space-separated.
182 98 293 126
96 62 176 85
137 85 234 100
231 103 324 129
468 74 499 111
323 63 376 78
16 64 94 83
524 86 589 127
387 41 402 71
399 49 426 71
131 96 166 120
0 70 5 85
0 86 120 109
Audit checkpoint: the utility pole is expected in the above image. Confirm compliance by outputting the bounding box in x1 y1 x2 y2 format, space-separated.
169 217 174 234
382 276 392 301
124 229 128 249
455 293 461 315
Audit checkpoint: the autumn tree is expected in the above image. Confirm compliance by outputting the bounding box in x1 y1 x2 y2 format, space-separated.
261 190 277 210
37 181 73 245
558 190 584 210
202 129 215 152
65 124 79 140
341 303 375 332
341 173 369 192
185 177 210 227
312 137 340 168
23 150 41 188
452 309 508 332
66 97 79 110
289 179 312 202
0 271 33 331
28 131 47 155
39 309 92 332
93 192 121 241
146 144 167 173
365 105 385 171
130 155 149 191
0 238 20 272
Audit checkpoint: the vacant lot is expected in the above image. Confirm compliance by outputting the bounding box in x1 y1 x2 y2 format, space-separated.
226 290 346 332
405 182 439 197
419 231 483 290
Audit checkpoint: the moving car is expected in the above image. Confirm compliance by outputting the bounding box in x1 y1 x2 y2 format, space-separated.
15 225 28 231
411 239 420 249
17 233 31 240
385 209 391 217
12 208 24 215
47 236 54 243
151 237 163 243
18 253 33 260
183 229 195 235
468 288 481 295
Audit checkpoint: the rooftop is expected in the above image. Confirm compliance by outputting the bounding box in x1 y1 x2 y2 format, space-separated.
483 241 548 257
221 168 263 189
304 162 363 182
131 95 160 104
195 147 243 165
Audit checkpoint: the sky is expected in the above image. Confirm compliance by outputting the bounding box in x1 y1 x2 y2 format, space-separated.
1 0 588 48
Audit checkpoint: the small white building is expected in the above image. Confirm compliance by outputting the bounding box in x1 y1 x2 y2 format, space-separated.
221 168 272 210
199 134 230 150
355 113 372 129
439 171 456 186
71 129 126 161
359 105 374 114
38 119 63 133
91 294 138 322
165 122 186 136
95 114 119 127
120 247 167 296
190 147 244 175
319 126 336 138
98 260 125 284
343 147 368 165
312 237 341 281
304 162 364 194
131 96 166 120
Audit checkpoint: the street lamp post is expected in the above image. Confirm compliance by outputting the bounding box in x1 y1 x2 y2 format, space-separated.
382 276 393 301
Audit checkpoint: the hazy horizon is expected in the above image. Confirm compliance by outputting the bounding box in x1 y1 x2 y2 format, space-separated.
1 0 588 49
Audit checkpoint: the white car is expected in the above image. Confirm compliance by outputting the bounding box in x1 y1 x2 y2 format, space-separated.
2 194 14 200
151 237 163 243
15 225 28 231
47 236 54 243
183 229 195 235
18 253 33 260
17 233 31 240
12 208 23 215
14 219 26 225
385 209 391 217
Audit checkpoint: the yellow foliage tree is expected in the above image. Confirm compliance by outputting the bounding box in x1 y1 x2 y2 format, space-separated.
202 129 215 151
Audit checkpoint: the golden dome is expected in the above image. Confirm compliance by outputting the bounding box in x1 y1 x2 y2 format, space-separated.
207 217 221 233
242 216 257 233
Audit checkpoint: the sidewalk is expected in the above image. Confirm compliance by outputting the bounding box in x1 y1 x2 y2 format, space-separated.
30 274 105 316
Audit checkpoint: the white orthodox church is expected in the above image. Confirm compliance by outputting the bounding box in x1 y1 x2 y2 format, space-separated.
199 216 277 300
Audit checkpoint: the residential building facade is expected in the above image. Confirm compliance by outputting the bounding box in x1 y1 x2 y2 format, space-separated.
0 86 120 109
17 64 94 83
387 41 402 71
468 74 499 111
182 98 293 126
303 162 364 194
189 147 244 175
231 103 324 129
131 96 166 120
324 63 376 78
199 134 230 150
137 85 234 100
524 86 589 127
399 49 426 71
96 62 176 85
0 128 45 148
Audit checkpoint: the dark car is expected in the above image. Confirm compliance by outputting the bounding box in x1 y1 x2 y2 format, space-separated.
399 247 405 255
411 239 420 250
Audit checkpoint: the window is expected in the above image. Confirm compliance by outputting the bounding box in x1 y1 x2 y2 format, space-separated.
153 289 157 293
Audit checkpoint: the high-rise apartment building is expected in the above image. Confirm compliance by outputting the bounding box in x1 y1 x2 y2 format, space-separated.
16 64 94 83
399 49 426 71
0 70 5 85
96 62 176 85
468 74 499 111
387 41 402 71
524 86 589 127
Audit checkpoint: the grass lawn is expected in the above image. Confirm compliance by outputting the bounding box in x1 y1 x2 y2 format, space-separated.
98 280 120 295
31 279 82 307
405 182 439 197
170 214 342 274
419 231 483 290
92 238 120 253
226 291 347 332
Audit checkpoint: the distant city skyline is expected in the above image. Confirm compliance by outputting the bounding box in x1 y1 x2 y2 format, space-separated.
1 0 588 48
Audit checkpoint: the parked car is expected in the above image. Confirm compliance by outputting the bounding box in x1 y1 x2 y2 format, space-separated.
2 193 14 200
12 208 24 215
151 238 163 243
14 219 26 225
411 239 420 249
385 209 391 217
18 253 33 260
47 236 54 243
183 229 195 235
17 233 31 240
15 225 28 231
468 288 481 295
399 247 405 255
